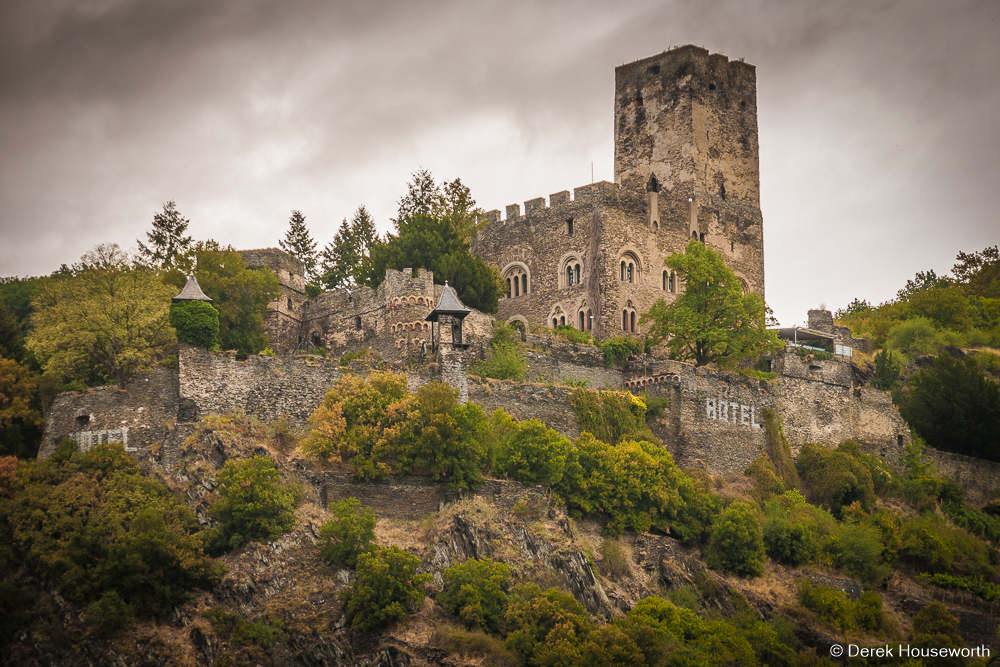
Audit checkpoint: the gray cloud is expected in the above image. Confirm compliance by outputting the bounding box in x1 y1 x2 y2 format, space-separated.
1 0 997 325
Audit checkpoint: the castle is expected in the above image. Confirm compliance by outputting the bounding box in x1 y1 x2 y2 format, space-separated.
38 46 1000 502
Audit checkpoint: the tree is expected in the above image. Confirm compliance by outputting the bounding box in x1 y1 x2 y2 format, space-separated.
705 500 765 577
342 546 431 631
27 244 176 388
166 248 280 355
393 167 442 226
318 498 377 568
137 201 193 270
169 300 219 348
438 558 511 632
318 206 381 290
952 245 1000 298
896 269 952 301
896 352 1000 461
0 357 43 458
0 299 26 363
871 348 902 391
363 214 502 314
279 210 318 284
210 456 298 550
641 240 782 367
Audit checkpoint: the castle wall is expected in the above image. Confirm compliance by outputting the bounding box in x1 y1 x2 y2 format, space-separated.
241 248 309 353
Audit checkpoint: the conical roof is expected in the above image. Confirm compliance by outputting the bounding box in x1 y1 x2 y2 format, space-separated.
425 283 471 321
172 274 213 302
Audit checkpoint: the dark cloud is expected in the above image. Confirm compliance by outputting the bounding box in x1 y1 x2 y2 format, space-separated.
1 0 997 325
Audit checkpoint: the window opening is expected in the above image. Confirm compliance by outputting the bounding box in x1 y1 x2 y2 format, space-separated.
630 311 636 333
622 310 628 331
287 298 293 310
663 270 667 290
559 316 565 326
553 318 558 328
627 263 634 283
620 261 626 281
699 232 705 243
567 218 573 235
354 316 362 330
669 272 675 292
574 264 581 284
579 311 585 330
521 274 527 294
514 277 520 297
566 265 574 286
506 278 512 298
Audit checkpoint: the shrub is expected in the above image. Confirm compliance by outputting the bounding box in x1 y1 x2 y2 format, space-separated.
746 457 785 504
705 500 765 577
86 590 134 635
429 625 520 667
886 317 945 358
899 512 993 578
763 516 818 566
504 583 592 666
493 418 571 486
438 558 510 632
871 348 903 391
830 523 890 584
550 324 595 345
796 443 875 518
203 607 288 648
318 498 377 568
762 409 800 490
169 299 219 348
600 538 632 579
210 455 298 550
342 546 430 631
796 580 887 633
569 388 658 445
471 323 526 381
596 336 643 366
942 500 1000 545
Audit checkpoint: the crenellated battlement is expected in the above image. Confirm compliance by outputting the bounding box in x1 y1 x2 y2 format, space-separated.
485 181 634 224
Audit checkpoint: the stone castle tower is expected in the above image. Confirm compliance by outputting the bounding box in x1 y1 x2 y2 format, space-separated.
472 45 765 340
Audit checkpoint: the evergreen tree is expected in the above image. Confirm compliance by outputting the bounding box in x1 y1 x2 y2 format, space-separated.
393 168 442 227
278 210 318 284
318 206 380 290
137 201 193 270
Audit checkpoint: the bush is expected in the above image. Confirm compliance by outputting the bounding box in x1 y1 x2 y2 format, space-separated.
830 523 890 584
763 516 818 566
169 299 219 348
86 590 134 635
471 323 526 381
886 317 945 358
318 498 376 568
203 606 288 648
596 336 643 366
429 625 519 667
504 583 592 666
705 500 765 577
746 457 785 504
899 512 994 578
569 388 658 445
796 443 875 518
550 324 595 345
871 348 903 391
210 456 298 550
492 418 571 486
600 538 632 579
796 580 887 633
438 558 510 633
342 546 430 631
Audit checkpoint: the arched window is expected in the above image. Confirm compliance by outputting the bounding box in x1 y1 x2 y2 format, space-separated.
692 231 698 239
579 311 585 330
503 265 529 298
514 277 520 297
553 318 558 328
521 274 527 294
669 272 675 292
574 264 581 284
506 278 512 298
627 263 634 283
663 270 668 290
622 310 628 331
354 316 362 330
560 316 565 326
630 311 636 333
567 265 574 286
567 218 573 235
620 261 626 281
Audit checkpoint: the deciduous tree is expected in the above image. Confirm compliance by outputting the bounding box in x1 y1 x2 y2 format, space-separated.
641 240 782 367
27 244 176 388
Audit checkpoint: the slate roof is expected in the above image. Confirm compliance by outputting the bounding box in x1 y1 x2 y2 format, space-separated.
425 283 471 321
172 275 213 302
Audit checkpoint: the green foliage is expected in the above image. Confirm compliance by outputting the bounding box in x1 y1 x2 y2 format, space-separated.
595 335 642 366
0 581 34 644
210 456 298 550
203 606 288 648
390 382 490 491
279 210 319 284
364 213 502 314
795 443 875 519
705 500 765 577
169 299 219 348
319 206 380 290
318 498 376 568
27 244 176 388
599 538 631 579
557 433 720 538
136 200 193 270
86 590 134 635
898 512 994 578
550 324 595 345
569 388 657 445
471 323 526 381
438 558 510 632
830 523 891 584
762 408 800 491
503 583 592 666
640 239 783 367
0 299 26 364
886 317 945 358
918 573 1000 603
746 457 786 504
491 416 571 486
872 348 903 391
0 443 224 619
342 546 430 631
338 348 377 366
796 580 888 633
908 602 967 667
763 515 818 566
941 500 1000 545
166 247 281 355
0 357 44 458
0 276 43 348
895 351 1000 462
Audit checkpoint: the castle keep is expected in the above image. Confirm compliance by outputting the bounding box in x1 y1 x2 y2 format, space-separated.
472 45 764 339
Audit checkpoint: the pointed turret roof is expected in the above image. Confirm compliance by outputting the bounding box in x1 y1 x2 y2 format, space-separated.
172 274 213 302
425 283 471 322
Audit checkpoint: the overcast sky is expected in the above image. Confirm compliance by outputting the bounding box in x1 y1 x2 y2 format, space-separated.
1 0 997 326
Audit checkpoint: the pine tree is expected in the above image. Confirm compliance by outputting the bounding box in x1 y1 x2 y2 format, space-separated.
393 168 442 227
137 201 193 270
279 210 318 284
319 206 381 290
